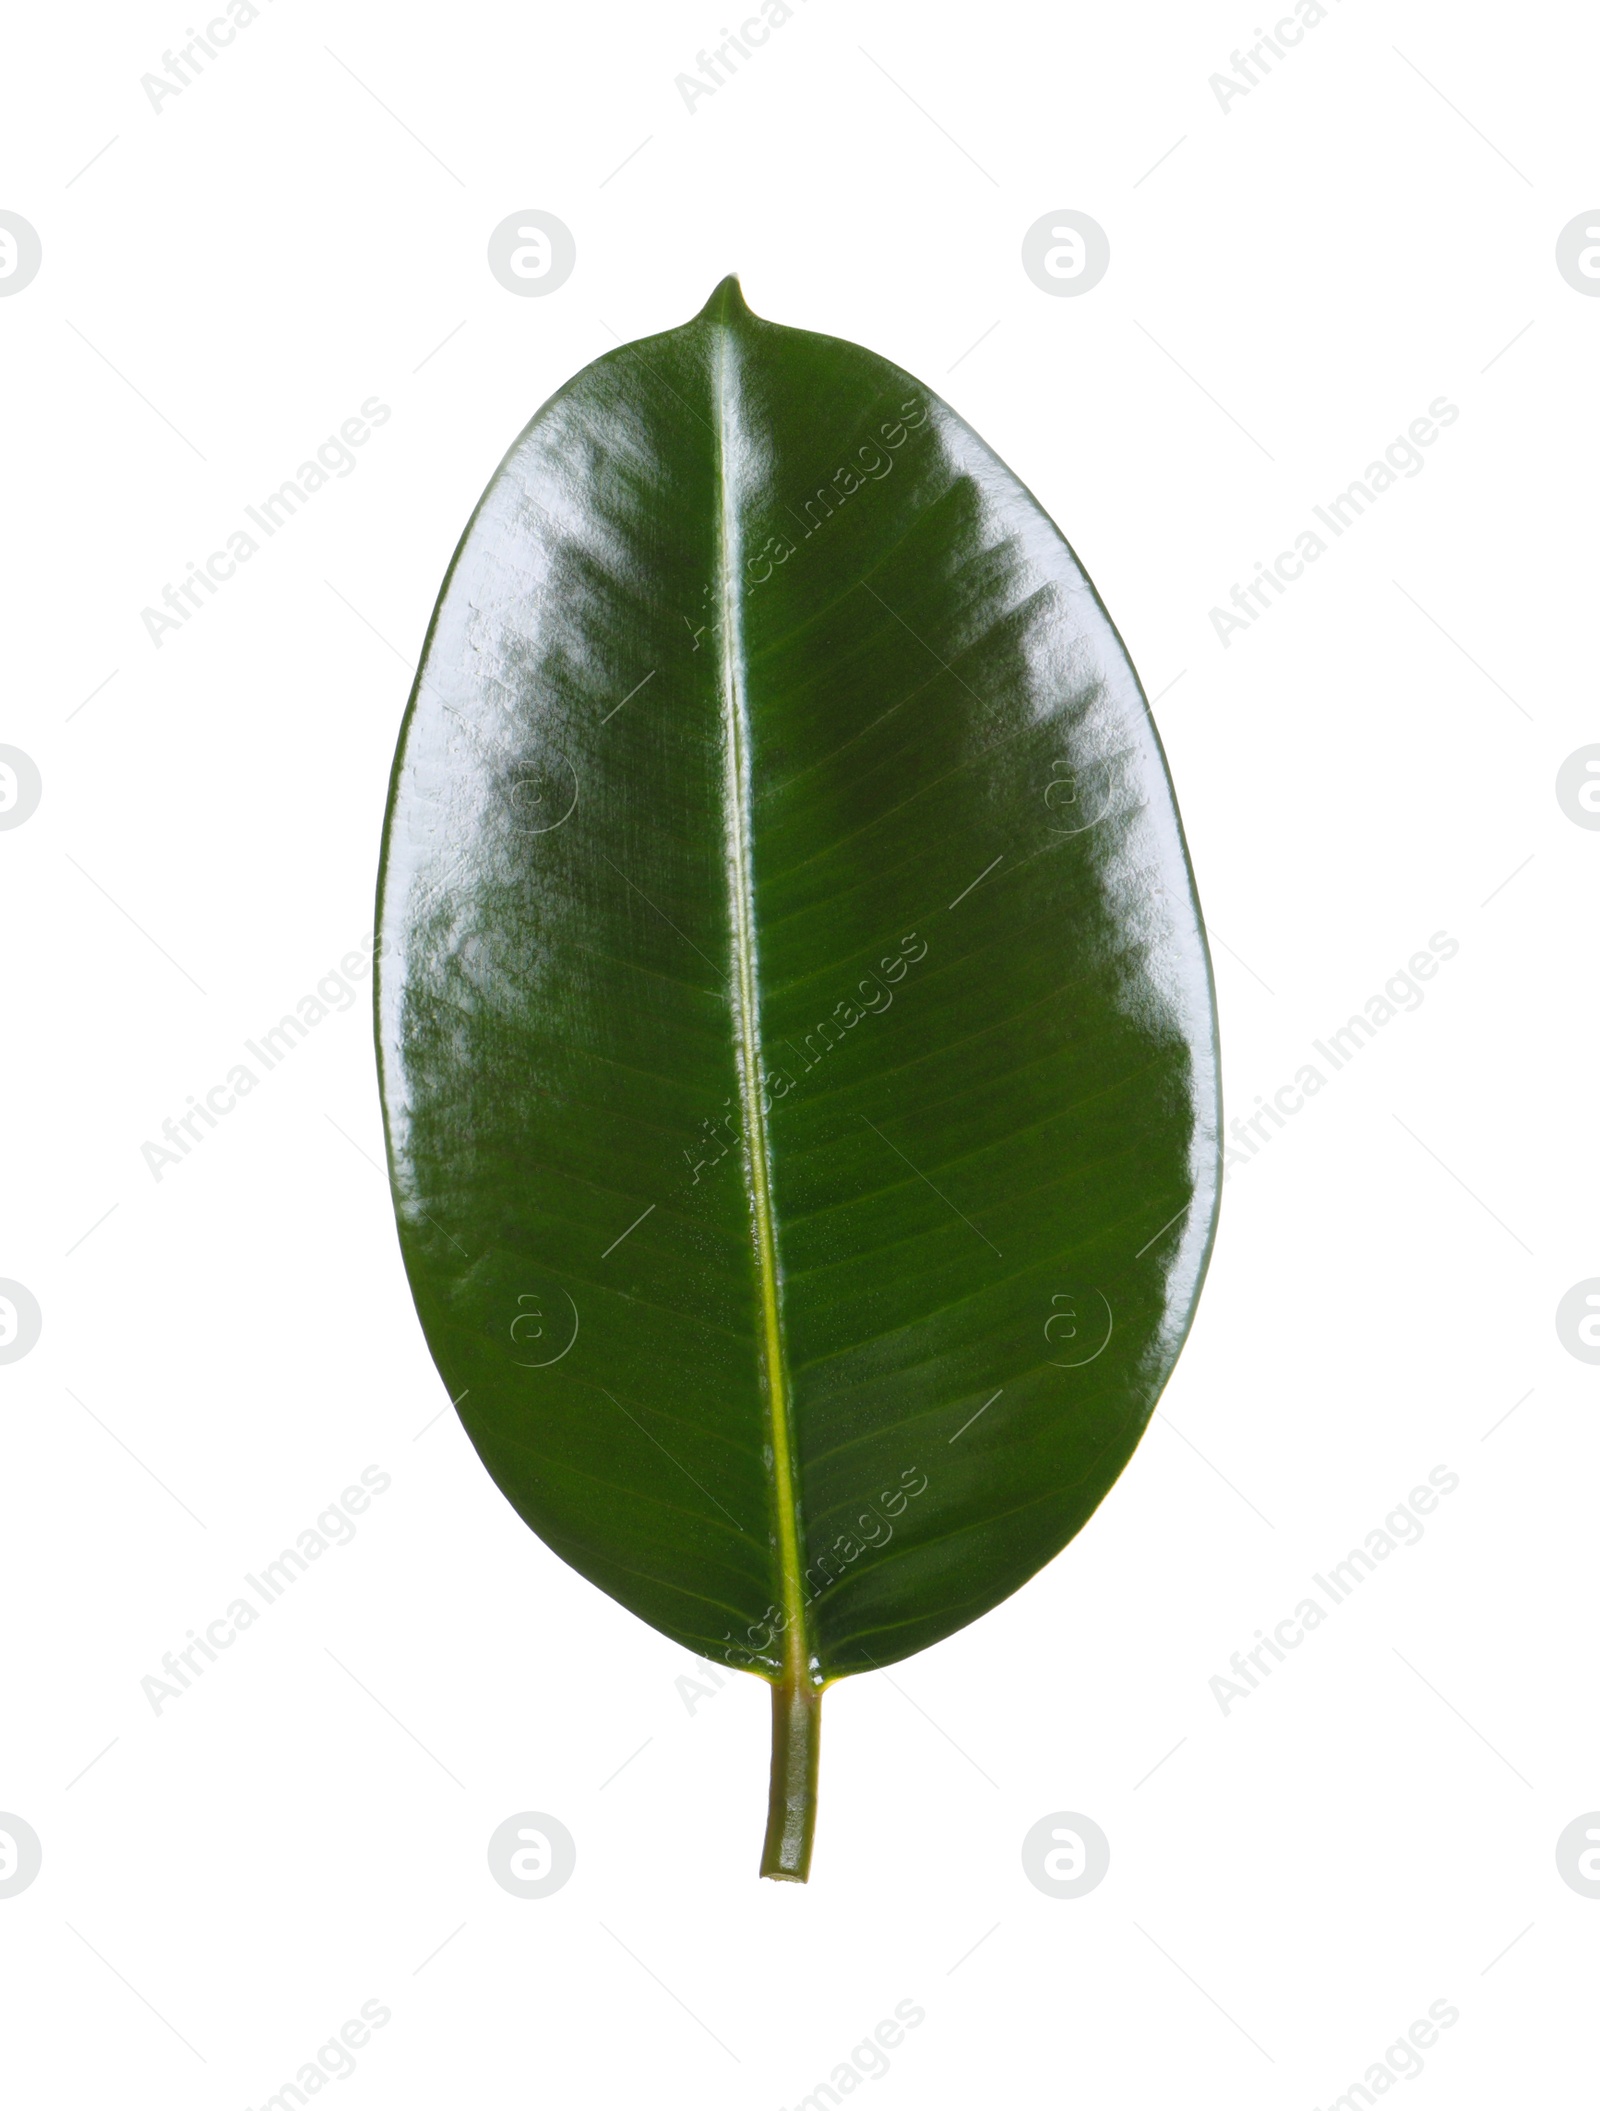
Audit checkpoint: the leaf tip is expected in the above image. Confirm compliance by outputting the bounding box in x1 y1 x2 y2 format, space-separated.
699 273 755 325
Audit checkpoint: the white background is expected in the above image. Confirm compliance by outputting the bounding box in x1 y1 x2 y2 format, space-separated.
3 0 1596 2103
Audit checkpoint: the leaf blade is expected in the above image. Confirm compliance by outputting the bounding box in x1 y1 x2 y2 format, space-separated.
376 278 1220 1723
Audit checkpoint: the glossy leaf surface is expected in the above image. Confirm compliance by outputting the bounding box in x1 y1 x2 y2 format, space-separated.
376 280 1220 1864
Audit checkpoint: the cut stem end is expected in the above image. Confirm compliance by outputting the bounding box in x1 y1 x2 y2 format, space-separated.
760 1676 821 1881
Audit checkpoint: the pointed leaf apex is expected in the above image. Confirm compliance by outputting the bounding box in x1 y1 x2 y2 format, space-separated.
700 274 754 325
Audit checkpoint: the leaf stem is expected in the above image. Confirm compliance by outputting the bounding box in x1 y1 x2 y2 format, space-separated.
760 1674 821 1881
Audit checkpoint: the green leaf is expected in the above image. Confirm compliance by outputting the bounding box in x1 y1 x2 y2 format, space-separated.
376 277 1220 1879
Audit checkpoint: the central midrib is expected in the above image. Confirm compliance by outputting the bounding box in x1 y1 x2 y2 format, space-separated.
711 318 812 1691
